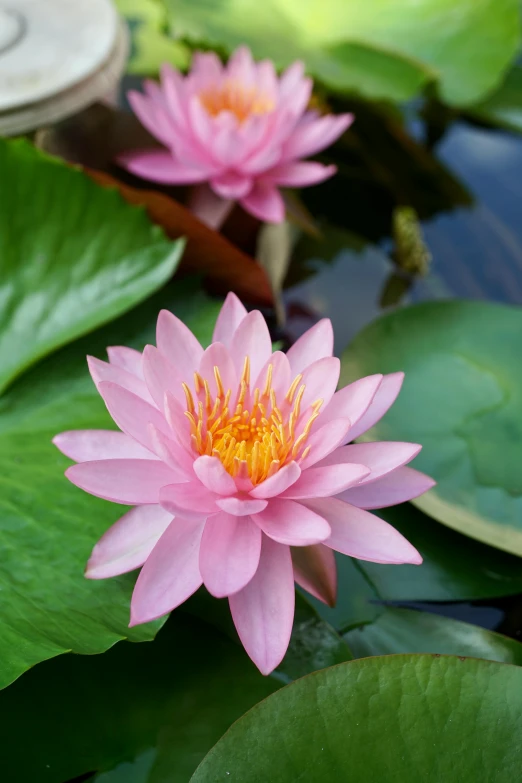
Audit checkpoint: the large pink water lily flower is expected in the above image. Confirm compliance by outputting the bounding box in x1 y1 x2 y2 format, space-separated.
54 294 434 674
118 46 353 227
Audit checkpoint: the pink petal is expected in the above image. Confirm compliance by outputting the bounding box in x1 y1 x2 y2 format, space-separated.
297 356 340 413
212 292 248 347
210 112 246 167
347 372 404 442
255 60 278 100
282 113 353 160
253 351 291 400
160 64 189 129
193 455 237 496
66 459 176 504
142 344 183 411
249 461 301 499
299 418 352 469
241 145 282 176
118 149 209 184
107 346 144 378
127 91 174 147
129 517 205 626
216 496 268 516
199 513 262 597
234 460 255 493
281 463 370 499
97 382 170 453
229 535 295 674
211 172 253 199
318 442 421 483
156 309 204 378
188 95 214 147
230 310 272 386
282 79 313 119
278 61 306 100
87 356 152 403
226 45 256 86
285 319 334 376
268 161 337 187
53 430 156 463
189 51 223 88
198 342 237 398
292 544 337 607
164 393 195 456
305 497 422 565
240 183 285 223
159 482 218 520
86 505 173 579
143 79 165 104
338 466 436 509
252 498 331 545
320 375 383 434
148 424 193 479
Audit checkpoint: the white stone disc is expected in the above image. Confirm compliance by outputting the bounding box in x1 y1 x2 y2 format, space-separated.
0 0 119 111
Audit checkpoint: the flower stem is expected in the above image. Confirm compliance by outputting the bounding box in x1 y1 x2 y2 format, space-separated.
188 184 234 230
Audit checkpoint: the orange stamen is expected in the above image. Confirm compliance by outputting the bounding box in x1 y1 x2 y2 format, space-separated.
182 357 323 483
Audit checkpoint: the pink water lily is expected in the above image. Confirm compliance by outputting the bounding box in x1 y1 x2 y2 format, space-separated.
54 294 434 674
118 46 353 227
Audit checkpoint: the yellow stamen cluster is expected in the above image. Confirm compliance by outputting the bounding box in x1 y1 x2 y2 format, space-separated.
183 357 323 485
199 80 274 124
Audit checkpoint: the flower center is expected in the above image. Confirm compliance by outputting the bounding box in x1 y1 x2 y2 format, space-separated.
182 357 322 485
199 80 275 124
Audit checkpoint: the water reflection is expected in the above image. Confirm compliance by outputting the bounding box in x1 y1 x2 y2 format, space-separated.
285 120 522 346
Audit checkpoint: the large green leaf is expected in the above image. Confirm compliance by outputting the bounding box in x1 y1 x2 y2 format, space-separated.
165 0 520 105
341 300 522 556
0 279 220 689
192 655 522 782
0 139 183 393
345 607 522 664
0 613 279 783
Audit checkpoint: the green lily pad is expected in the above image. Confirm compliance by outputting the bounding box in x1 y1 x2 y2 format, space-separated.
0 613 278 783
345 606 522 664
341 300 522 556
192 655 522 782
0 139 183 394
470 64 522 134
0 279 220 689
165 0 520 105
116 0 190 75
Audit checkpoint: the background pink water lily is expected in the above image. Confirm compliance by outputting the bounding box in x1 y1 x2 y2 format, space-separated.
118 46 353 227
54 293 434 674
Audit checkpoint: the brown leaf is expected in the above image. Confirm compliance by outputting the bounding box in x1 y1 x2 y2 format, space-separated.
86 169 273 306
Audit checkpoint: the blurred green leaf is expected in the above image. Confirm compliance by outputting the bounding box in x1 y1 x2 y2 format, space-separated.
341 300 522 556
0 279 220 689
345 606 522 663
470 63 522 133
191 655 522 781
0 139 183 394
165 0 520 105
0 614 278 783
116 0 190 74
